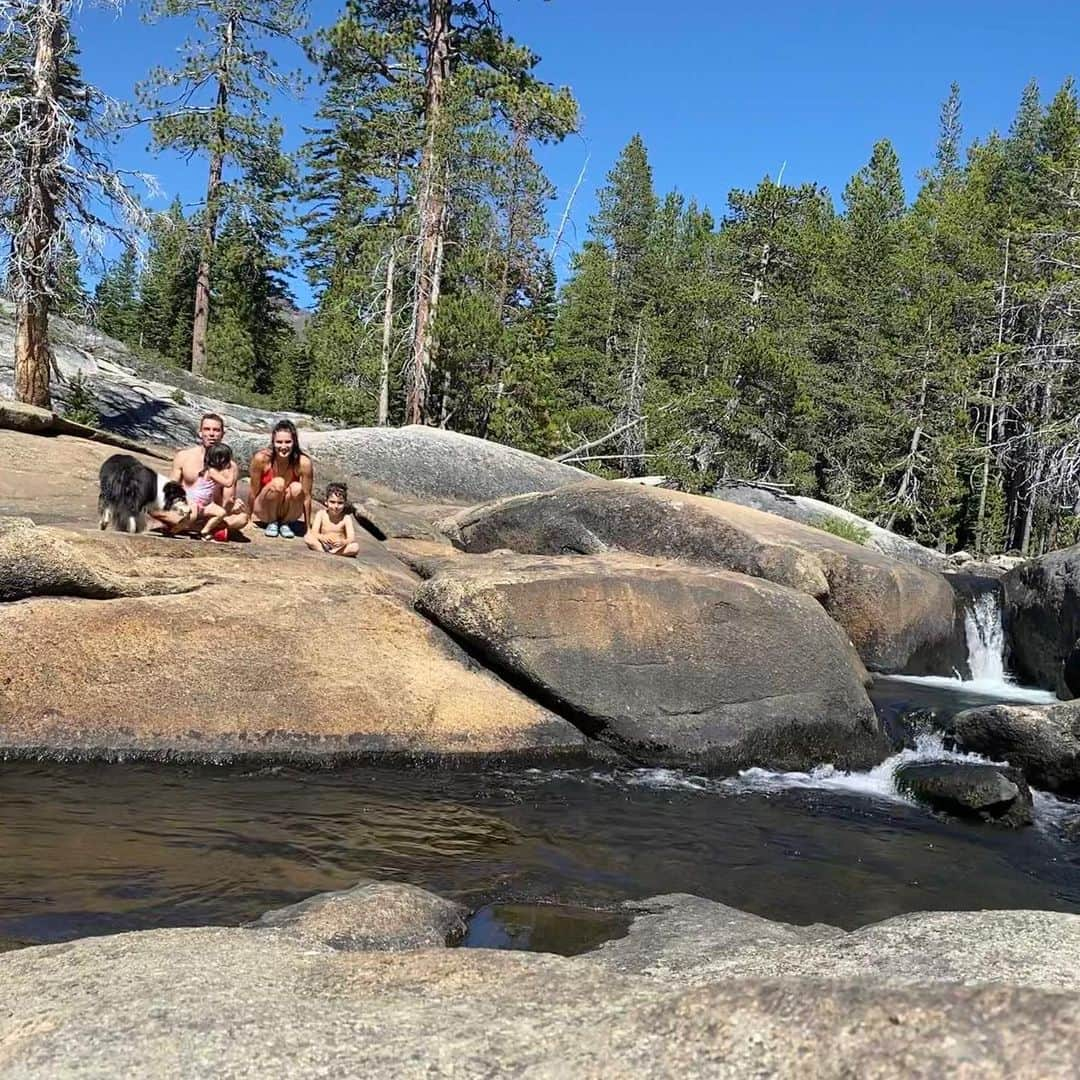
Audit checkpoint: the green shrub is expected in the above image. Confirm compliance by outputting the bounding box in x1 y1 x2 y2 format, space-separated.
171 387 189 405
810 514 871 545
63 373 101 428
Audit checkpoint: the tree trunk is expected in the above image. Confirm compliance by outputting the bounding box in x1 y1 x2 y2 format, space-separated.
885 368 929 531
377 246 397 426
975 236 1009 554
15 295 52 407
406 0 451 426
191 14 234 376
13 0 63 407
620 319 647 476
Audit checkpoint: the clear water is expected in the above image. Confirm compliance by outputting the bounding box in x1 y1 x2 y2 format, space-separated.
0 689 1076 950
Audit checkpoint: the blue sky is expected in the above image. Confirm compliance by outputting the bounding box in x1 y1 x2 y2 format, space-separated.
75 0 1080 304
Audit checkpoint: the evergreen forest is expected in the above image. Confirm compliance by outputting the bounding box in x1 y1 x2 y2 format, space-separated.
4 1 1080 558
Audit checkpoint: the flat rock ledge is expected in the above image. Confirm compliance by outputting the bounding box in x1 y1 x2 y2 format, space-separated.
0 887 1078 1078
0 519 587 766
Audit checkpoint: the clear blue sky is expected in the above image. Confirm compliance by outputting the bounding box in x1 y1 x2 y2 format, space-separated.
75 0 1080 304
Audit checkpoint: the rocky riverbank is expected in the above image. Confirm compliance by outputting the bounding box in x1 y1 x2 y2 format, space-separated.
3 393 1079 794
5 315 1080 790
1 880 1077 1077
0 418 910 773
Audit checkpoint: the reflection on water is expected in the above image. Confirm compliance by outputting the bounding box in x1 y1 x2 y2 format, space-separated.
0 750 1076 947
463 903 630 955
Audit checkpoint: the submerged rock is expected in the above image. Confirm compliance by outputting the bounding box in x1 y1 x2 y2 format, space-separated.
416 551 888 774
0 888 1078 1077
253 881 467 952
440 481 958 673
894 761 1034 827
1003 545 1080 696
946 702 1080 795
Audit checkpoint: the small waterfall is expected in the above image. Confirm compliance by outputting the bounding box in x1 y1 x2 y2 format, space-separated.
964 589 1008 684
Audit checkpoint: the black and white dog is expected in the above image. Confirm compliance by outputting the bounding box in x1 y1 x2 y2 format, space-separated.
98 454 190 533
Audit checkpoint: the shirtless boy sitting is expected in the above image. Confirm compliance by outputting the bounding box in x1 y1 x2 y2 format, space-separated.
154 412 249 536
304 482 360 557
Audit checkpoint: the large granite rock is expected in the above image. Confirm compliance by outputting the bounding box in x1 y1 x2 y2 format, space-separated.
893 761 1033 827
0 889 1077 1077
299 425 588 505
0 429 174 526
0 303 318 451
416 552 886 773
0 517 202 602
713 480 950 571
1003 545 1080 696
0 523 584 764
0 398 54 433
3 303 588 505
946 701 1080 794
590 892 1080 991
440 482 958 674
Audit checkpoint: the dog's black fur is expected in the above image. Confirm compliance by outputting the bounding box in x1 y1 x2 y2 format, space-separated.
98 454 190 533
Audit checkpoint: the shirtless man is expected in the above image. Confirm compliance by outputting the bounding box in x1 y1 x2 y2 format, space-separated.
154 412 248 535
247 418 314 539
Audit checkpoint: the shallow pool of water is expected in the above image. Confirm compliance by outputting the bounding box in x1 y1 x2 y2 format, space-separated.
0 729 1077 949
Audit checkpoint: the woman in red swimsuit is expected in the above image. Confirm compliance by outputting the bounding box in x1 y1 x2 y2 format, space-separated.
247 419 314 539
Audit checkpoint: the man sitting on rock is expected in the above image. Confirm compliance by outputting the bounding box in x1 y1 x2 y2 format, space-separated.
154 412 249 538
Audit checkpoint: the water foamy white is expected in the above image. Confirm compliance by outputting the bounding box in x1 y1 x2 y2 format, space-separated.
723 733 983 805
965 589 1007 682
883 673 1059 705
884 587 1059 704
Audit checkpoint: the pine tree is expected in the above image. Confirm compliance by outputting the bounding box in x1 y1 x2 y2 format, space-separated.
138 0 306 375
205 121 297 396
300 0 576 428
935 82 963 180
591 135 658 474
137 199 199 363
93 246 140 341
0 0 145 405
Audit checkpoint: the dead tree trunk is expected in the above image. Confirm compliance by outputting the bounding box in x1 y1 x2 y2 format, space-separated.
14 0 63 407
975 236 1010 554
190 14 234 377
406 0 451 426
377 246 397 426
619 319 647 476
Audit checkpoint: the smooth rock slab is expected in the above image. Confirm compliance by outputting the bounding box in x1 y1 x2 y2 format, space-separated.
588 893 1080 992
0 528 584 763
0 519 202 602
416 552 887 773
712 480 949 571
894 762 1033 827
440 481 958 673
301 425 590 505
1 892 1079 1078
